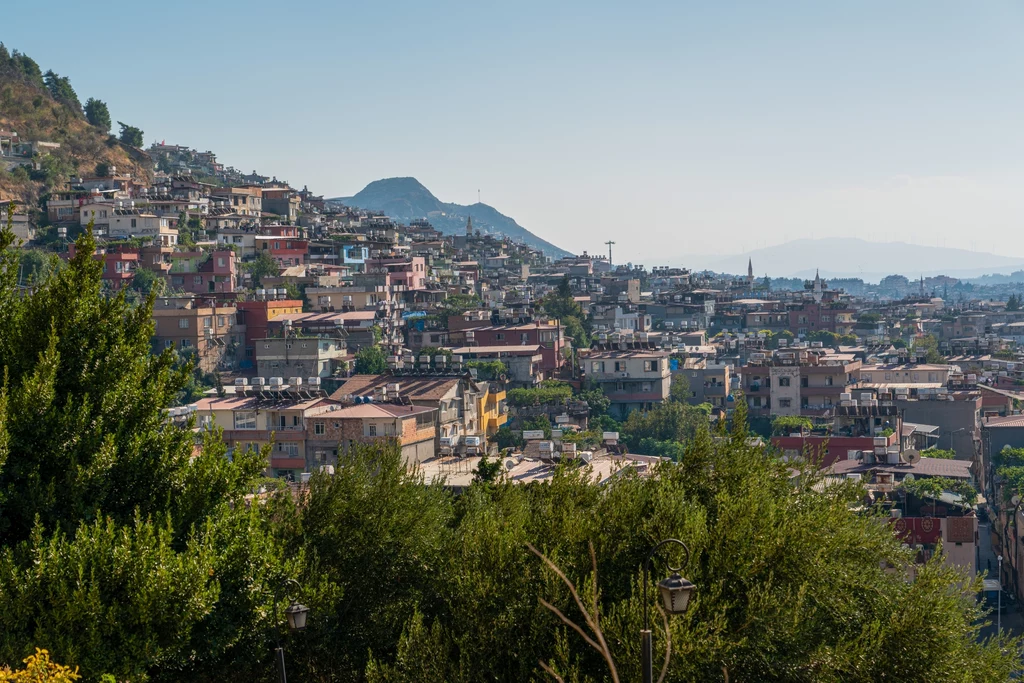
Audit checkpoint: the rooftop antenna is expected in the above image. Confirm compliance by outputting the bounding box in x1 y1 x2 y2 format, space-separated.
477 189 481 204
604 240 615 265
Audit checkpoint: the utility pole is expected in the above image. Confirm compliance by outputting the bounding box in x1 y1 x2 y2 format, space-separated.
604 240 615 265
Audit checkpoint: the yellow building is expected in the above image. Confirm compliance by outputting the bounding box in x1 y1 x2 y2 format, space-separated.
478 383 509 438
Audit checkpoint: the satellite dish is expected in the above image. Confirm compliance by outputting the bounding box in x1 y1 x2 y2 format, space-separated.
505 460 516 471
903 450 921 466
903 473 915 482
1013 495 1022 506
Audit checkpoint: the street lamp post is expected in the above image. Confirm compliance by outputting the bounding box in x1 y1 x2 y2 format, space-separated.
642 539 696 683
272 578 310 683
998 555 1003 633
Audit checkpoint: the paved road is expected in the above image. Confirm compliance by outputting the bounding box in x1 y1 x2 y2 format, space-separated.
977 522 1024 640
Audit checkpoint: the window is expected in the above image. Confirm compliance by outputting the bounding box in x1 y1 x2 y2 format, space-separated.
778 376 790 387
130 218 137 228
203 317 212 329
218 316 225 327
279 442 299 456
314 422 325 435
178 318 189 329
181 339 192 348
278 415 287 428
644 360 659 372
521 333 529 343
591 361 605 373
614 361 625 372
368 424 377 437
641 382 652 392
496 333 505 341
194 275 202 285
164 339 173 349
234 411 257 430
825 376 833 386
293 415 300 426
800 377 808 388
779 398 792 408
218 257 225 267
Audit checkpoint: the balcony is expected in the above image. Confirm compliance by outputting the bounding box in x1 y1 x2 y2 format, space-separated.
270 456 305 470
799 384 850 396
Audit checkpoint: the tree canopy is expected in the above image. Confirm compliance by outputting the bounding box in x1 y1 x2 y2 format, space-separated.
84 97 111 132
116 121 144 148
0 214 1017 681
355 344 388 374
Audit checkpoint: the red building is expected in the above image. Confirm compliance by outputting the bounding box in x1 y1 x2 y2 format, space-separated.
449 321 565 372
68 244 138 290
235 298 305 364
257 235 308 267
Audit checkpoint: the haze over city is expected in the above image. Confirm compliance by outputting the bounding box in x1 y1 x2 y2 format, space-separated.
7 0 1024 265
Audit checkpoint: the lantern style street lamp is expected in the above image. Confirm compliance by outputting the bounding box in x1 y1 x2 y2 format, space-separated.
642 539 696 683
273 578 310 683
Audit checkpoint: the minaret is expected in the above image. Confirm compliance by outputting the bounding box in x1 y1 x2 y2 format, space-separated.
466 215 473 237
747 258 754 286
813 269 823 303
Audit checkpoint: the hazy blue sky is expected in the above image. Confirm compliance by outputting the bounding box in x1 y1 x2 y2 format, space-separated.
6 1 1024 265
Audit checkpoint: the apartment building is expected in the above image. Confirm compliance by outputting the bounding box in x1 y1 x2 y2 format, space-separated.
151 296 242 371
304 401 437 468
234 297 304 365
740 347 862 417
331 372 485 453
254 336 349 379
581 345 672 419
210 186 263 216
449 320 565 373
167 250 237 294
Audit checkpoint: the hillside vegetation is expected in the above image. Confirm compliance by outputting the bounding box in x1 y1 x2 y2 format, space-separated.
0 44 151 214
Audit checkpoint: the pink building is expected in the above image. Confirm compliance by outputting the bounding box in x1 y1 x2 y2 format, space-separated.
168 250 237 294
365 256 428 290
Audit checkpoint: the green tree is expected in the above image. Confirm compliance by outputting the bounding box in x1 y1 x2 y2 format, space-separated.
473 453 502 483
355 344 388 374
490 426 523 451
1008 294 1021 312
43 70 81 111
116 121 144 148
540 276 591 347
771 415 813 435
242 251 279 288
0 216 276 680
669 371 691 403
84 98 111 132
436 293 482 319
914 334 946 364
465 360 507 381
521 414 552 438
129 267 162 297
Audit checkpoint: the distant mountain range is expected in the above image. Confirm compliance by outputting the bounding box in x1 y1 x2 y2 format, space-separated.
328 177 571 259
706 238 1024 282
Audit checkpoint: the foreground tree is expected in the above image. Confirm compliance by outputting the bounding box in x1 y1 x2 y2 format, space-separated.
0 217 282 681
